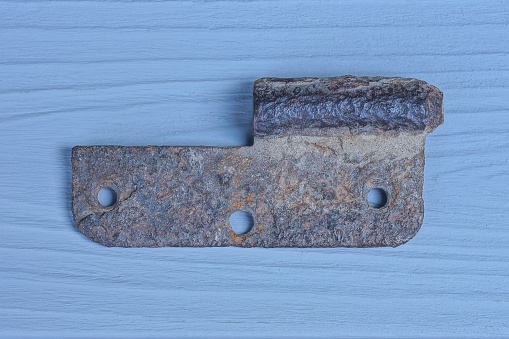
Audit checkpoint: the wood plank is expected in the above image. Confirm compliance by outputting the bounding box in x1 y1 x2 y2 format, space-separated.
0 0 508 336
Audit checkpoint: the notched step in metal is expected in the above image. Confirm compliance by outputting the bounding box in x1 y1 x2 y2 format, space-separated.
72 76 443 248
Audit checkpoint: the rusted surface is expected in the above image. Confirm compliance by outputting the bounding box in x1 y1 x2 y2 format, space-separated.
254 76 443 136
72 76 443 247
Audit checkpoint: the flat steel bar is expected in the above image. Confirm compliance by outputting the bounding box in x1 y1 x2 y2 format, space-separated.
72 76 443 247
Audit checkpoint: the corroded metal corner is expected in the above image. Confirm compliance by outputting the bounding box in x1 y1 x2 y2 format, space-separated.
72 76 443 248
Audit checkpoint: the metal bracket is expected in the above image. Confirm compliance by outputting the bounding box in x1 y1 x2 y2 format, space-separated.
72 76 443 247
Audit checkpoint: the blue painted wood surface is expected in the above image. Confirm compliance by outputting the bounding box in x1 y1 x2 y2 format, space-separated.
1 1 508 337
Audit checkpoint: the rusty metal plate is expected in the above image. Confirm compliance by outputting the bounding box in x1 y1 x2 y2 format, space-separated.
72 76 443 248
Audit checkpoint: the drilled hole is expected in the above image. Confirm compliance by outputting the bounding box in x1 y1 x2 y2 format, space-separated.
98 187 117 207
229 210 254 235
368 188 387 209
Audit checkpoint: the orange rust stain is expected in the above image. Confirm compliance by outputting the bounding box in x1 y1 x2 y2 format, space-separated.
232 201 242 210
257 224 264 233
391 186 401 203
229 230 242 245
225 154 234 166
229 229 253 246
245 193 256 203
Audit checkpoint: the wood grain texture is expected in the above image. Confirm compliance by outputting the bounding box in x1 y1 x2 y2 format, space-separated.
0 0 508 337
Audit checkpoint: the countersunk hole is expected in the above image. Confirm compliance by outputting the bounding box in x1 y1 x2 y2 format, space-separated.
229 210 254 235
368 188 388 209
98 187 117 208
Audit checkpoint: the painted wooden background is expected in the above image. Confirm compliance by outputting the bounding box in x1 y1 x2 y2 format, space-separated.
1 1 508 337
